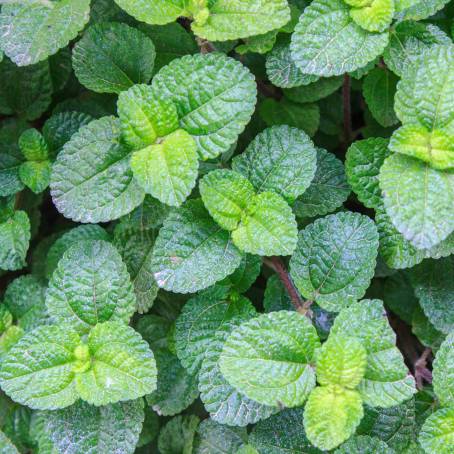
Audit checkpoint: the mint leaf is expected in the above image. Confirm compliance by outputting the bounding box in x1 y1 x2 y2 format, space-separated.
0 430 19 454
432 331 454 406
193 419 247 454
0 211 30 272
419 407 454 454
113 0 187 25
335 435 395 453
283 77 343 103
158 415 200 454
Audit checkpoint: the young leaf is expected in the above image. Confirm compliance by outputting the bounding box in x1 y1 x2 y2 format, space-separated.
290 0 389 76
379 153 454 249
19 161 51 194
290 212 379 311
419 407 454 454
151 53 257 160
219 311 320 407
0 1 90 66
432 331 454 406
0 211 31 271
150 199 243 293
303 385 364 450
0 430 19 454
130 129 198 207
349 0 394 33
18 129 48 162
50 116 145 223
46 240 136 335
232 125 317 202
72 22 156 94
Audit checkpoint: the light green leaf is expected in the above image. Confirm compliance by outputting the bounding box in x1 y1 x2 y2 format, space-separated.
75 322 157 406
130 129 198 207
151 53 257 160
50 116 145 223
175 286 256 376
283 77 343 103
18 129 48 162
419 407 454 454
219 311 320 407
37 399 144 454
0 211 31 271
192 0 290 41
316 335 367 389
395 0 450 21
0 326 23 361
0 306 12 335
345 137 390 209
390 124 454 170
19 160 51 194
150 199 243 293
232 191 298 256
410 257 454 334
432 331 454 406
335 435 395 453
113 0 187 25
46 240 136 335
294 147 350 219
290 212 379 311
290 0 389 76
0 324 80 410
379 153 454 249
412 307 445 350
117 84 179 150
200 169 256 231
0 1 90 66
232 125 317 202
0 430 19 454
147 348 199 416
304 385 364 450
349 0 394 33
158 415 200 454
193 419 247 454
72 22 156 94
363 67 399 127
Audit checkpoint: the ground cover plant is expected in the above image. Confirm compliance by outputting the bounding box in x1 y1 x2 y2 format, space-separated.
0 0 453 452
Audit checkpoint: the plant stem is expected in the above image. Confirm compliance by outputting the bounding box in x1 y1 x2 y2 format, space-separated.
196 37 216 54
415 347 433 389
343 73 352 147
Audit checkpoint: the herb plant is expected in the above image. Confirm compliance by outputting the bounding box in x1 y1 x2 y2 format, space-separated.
0 0 453 452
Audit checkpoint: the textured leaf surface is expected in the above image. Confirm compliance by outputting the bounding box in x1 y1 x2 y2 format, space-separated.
113 0 186 25
72 22 155 94
432 331 454 407
232 125 317 202
290 0 389 76
38 399 144 454
419 407 454 454
0 211 30 272
349 0 394 33
19 161 51 194
232 191 298 256
290 212 379 311
76 322 157 406
304 385 364 450
0 430 19 454
130 129 198 207
193 419 247 454
51 116 145 223
158 415 199 454
335 435 395 453
150 200 243 293
219 311 320 407
0 1 90 66
151 53 257 159
379 153 454 249
283 77 343 104
46 240 136 335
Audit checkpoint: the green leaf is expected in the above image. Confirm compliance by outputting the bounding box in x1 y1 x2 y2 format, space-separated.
410 257 454 334
395 0 450 22
117 84 179 150
158 415 200 454
290 0 389 77
283 77 343 103
45 224 110 279
175 287 256 376
75 322 157 406
72 22 156 94
219 311 320 407
331 299 417 408
379 153 454 249
0 211 31 271
294 147 350 219
0 326 24 361
0 430 19 454
0 1 90 66
193 419 247 454
389 124 454 170
37 399 144 454
345 137 390 209
46 240 136 335
220 253 262 293
335 435 395 453
0 324 80 410
232 191 298 256
412 306 445 350
363 67 399 127
147 348 199 416
419 407 454 454
290 212 379 311
0 306 12 335
304 385 364 450
232 125 317 202
0 59 52 121
50 116 145 223
137 314 172 351
349 0 394 33
200 169 256 231
316 335 367 388
263 274 294 312
18 129 48 162
130 129 198 207
150 199 243 293
249 407 321 453
192 0 290 41
383 271 419 323
432 331 454 406
19 161 51 194
151 53 257 160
